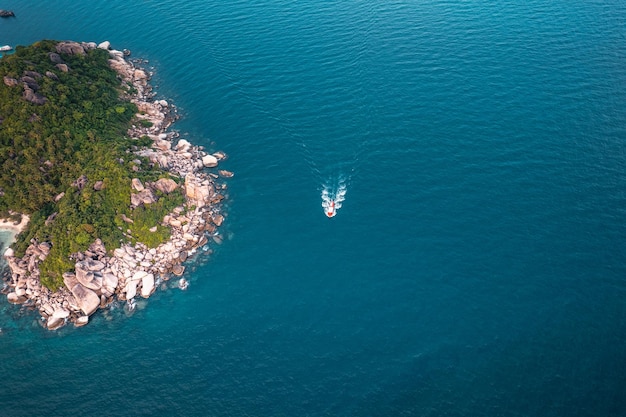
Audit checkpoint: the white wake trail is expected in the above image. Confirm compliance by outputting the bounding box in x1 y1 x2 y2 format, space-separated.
321 178 348 217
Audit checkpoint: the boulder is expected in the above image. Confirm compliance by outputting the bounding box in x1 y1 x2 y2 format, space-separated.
97 41 111 50
141 189 156 205
108 59 130 78
131 189 157 207
125 280 137 300
212 151 227 160
0 10 15 17
134 69 148 80
46 316 65 331
119 214 133 224
176 139 191 152
38 242 51 256
103 272 118 291
154 139 171 151
172 264 185 276
93 180 105 191
153 178 178 194
212 214 224 227
7 292 26 304
49 53 64 64
52 308 70 319
71 175 88 190
75 261 103 291
69 283 100 316
56 41 86 55
140 273 155 298
202 154 219 168
75 316 89 327
218 170 234 178
3 76 18 87
87 260 105 271
23 85 47 105
56 63 69 73
63 272 79 290
41 303 54 316
45 71 60 81
131 270 148 282
106 49 122 60
24 70 42 79
131 178 145 192
21 76 40 90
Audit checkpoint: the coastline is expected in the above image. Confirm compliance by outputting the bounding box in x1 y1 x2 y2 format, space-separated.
0 214 30 236
0 214 30 258
1 41 232 330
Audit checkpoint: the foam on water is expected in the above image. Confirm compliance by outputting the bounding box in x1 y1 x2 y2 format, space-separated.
321 178 348 217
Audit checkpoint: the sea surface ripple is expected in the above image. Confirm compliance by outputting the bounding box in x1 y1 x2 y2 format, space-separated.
1 1 626 416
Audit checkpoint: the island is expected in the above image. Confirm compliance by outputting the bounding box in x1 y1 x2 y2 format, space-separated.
0 40 232 330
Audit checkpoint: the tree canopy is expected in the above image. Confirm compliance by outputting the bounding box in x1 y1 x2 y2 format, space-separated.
0 40 183 290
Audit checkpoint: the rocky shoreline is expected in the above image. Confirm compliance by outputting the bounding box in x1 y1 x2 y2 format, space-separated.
1 41 232 331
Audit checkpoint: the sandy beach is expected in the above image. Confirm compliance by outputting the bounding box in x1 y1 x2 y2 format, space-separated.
0 214 30 235
0 214 30 254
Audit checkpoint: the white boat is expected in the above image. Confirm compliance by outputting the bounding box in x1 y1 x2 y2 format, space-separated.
325 201 336 218
0 45 12 52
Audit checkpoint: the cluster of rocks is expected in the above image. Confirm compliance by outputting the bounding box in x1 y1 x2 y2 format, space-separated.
0 10 14 18
2 41 232 330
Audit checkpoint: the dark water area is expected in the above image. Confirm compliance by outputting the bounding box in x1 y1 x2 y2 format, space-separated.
1 1 626 415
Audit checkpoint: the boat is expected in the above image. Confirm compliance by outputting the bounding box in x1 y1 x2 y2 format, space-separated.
325 201 336 218
0 45 12 52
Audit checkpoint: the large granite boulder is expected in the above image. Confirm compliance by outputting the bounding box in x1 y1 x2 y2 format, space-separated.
69 282 100 316
63 272 79 289
75 260 104 291
125 280 137 300
140 273 155 298
131 189 156 207
75 316 89 327
102 272 118 293
153 178 178 194
46 316 65 331
7 292 26 304
23 85 47 105
131 178 145 192
3 76 18 87
49 52 64 64
52 308 70 319
55 41 86 56
202 154 218 168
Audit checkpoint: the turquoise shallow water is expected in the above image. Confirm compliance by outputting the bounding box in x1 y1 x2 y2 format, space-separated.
1 1 626 416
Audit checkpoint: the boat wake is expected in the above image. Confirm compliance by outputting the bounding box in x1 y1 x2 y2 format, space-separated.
321 179 347 218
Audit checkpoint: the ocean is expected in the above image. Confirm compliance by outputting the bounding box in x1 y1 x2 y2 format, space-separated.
1 1 626 415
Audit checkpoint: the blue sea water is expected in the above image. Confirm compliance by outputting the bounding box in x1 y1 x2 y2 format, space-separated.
1 1 626 415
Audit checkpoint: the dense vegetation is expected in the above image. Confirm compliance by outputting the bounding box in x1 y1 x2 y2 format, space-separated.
0 40 184 290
